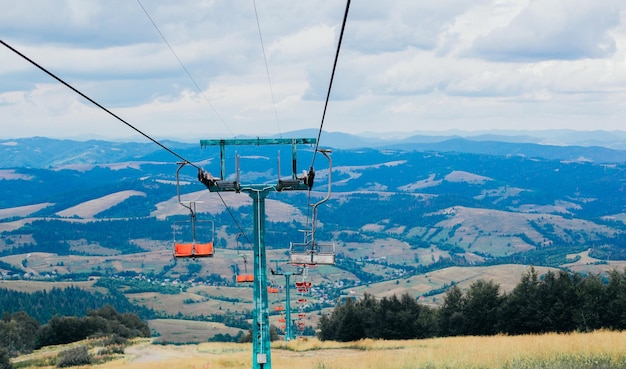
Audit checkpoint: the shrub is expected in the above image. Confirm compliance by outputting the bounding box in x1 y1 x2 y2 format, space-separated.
98 345 124 355
56 346 91 368
0 348 12 369
103 334 127 346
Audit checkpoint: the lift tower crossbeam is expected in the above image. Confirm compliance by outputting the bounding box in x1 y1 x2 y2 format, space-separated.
197 138 316 369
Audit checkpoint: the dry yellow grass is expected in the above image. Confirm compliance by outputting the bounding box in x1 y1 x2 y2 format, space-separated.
20 330 621 369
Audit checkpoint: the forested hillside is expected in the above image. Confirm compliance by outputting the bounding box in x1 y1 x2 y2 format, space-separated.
2 137 626 342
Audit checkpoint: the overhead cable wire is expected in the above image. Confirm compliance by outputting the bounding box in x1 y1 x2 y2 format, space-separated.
311 0 351 167
217 192 253 245
0 38 199 169
136 1 256 245
1 37 254 246
304 0 350 226
136 0 235 137
252 0 282 137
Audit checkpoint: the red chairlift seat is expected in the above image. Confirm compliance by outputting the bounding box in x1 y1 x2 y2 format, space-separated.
235 251 253 283
172 164 217 259
295 281 312 293
236 274 254 283
194 242 214 257
174 242 214 258
297 298 307 303
174 243 193 257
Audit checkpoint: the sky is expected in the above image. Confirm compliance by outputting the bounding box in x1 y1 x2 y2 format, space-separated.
1 0 626 142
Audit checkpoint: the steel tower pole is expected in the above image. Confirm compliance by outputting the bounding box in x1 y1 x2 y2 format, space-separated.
197 138 317 369
250 189 271 368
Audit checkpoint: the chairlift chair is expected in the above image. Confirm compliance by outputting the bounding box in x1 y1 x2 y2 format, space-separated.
236 254 254 283
289 149 336 266
267 286 280 293
235 234 254 283
173 162 215 258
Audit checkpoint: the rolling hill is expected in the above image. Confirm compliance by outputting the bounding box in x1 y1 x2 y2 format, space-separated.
2 134 626 340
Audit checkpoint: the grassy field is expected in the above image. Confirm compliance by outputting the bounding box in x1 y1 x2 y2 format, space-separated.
149 319 244 344
14 330 626 369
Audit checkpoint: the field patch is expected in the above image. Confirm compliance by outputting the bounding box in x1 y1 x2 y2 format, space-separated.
149 319 244 343
55 190 146 218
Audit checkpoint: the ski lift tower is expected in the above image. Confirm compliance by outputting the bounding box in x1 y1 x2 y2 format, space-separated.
197 138 316 369
270 259 303 341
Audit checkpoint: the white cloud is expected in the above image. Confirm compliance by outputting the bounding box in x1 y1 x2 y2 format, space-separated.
1 0 626 141
470 0 624 61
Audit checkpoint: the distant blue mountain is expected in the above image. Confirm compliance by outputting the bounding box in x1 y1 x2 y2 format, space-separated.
3 130 626 168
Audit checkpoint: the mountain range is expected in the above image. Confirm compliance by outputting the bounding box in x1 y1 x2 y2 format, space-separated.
2 131 626 304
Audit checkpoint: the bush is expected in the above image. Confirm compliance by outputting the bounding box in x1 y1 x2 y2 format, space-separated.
56 346 91 368
103 334 127 346
98 345 124 355
0 348 12 369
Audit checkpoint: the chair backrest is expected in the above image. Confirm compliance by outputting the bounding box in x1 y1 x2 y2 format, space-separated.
236 274 254 283
174 243 194 257
194 242 214 257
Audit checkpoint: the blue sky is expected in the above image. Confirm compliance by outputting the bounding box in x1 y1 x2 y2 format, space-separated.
1 0 626 141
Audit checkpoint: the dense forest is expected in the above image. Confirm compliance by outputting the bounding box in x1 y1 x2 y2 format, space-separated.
0 286 154 323
0 305 149 357
318 268 626 341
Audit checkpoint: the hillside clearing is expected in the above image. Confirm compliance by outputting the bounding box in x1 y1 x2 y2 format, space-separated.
55 190 146 218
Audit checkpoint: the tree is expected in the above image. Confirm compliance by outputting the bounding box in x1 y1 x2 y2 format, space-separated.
335 298 365 342
0 312 40 356
604 269 626 329
499 267 543 334
536 271 578 333
0 348 12 369
462 280 502 336
574 273 606 331
437 285 464 336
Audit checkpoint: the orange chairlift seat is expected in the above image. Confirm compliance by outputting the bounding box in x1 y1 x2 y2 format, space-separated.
268 286 280 293
235 252 254 283
173 220 215 258
173 162 216 259
174 241 214 258
236 274 254 283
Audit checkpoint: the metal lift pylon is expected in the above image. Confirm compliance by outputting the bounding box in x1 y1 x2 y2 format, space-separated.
197 138 316 369
270 259 303 341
